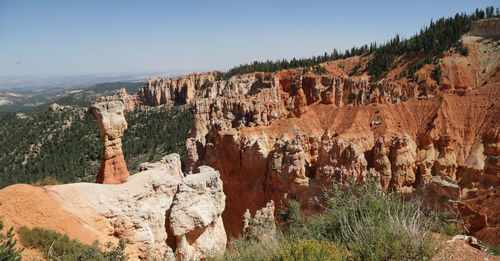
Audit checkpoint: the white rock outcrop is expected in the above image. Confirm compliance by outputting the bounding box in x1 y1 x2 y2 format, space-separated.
47 153 226 260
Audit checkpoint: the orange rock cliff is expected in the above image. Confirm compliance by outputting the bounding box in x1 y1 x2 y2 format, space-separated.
103 18 500 243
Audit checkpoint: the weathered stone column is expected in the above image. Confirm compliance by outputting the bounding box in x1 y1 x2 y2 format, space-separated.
92 101 130 184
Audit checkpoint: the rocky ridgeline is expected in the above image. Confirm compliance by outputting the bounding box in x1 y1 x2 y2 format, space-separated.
470 17 500 37
112 70 430 173
48 153 226 260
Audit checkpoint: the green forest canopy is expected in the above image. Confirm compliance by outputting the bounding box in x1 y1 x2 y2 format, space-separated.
219 6 498 80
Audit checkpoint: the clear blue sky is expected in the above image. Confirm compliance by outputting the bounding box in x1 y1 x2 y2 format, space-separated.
0 0 497 77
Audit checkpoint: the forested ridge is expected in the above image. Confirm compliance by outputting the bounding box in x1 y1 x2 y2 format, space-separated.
0 105 193 189
52 81 144 107
219 6 499 80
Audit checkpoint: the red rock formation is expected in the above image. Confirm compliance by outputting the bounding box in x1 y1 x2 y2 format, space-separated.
116 19 500 242
459 187 500 245
127 72 499 239
92 101 130 184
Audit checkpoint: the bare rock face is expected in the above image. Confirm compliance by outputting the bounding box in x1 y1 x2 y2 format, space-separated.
91 101 130 184
116 24 500 242
124 65 500 239
49 103 73 112
169 166 226 260
47 154 226 260
469 18 500 37
242 200 276 237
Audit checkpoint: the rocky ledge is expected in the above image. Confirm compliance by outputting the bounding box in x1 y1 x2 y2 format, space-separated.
0 154 227 260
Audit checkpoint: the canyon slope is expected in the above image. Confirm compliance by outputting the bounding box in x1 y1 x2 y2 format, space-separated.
108 18 500 242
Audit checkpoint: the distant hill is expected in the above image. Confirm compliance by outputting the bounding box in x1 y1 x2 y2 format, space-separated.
0 81 144 114
51 81 144 107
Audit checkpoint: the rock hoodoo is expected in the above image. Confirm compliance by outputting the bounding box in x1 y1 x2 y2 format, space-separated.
98 18 500 242
91 101 130 184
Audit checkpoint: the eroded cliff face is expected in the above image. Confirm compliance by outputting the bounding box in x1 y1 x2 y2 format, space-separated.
92 101 130 184
103 19 500 242
3 154 227 260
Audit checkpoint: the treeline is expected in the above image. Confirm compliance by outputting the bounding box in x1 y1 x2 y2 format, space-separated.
218 6 499 80
0 109 101 187
218 45 369 80
367 7 498 80
122 105 194 171
0 105 194 189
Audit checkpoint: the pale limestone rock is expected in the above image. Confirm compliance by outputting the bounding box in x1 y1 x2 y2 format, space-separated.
242 200 276 237
170 165 226 261
47 154 226 260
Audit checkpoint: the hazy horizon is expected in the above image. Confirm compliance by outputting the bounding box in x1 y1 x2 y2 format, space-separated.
1 0 498 79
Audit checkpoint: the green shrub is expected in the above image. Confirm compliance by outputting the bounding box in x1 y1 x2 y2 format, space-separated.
219 235 278 261
423 208 461 236
32 176 62 186
321 179 436 260
278 179 440 260
270 238 348 261
219 236 348 261
432 66 442 85
218 178 455 261
18 226 128 261
486 244 500 256
279 199 302 228
0 221 23 261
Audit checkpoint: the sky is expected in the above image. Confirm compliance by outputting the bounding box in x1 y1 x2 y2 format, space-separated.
0 0 497 77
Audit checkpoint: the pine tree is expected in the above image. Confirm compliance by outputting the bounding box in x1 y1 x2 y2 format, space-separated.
0 221 24 261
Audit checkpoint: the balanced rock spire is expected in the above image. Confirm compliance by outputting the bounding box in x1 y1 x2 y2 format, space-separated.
91 101 130 184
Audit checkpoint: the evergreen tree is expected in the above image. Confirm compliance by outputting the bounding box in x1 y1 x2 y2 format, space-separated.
0 221 23 261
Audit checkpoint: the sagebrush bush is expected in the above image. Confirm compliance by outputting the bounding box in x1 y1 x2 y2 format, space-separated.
218 178 456 260
219 235 279 261
422 208 461 236
18 226 128 261
486 244 500 256
321 179 436 260
270 238 349 261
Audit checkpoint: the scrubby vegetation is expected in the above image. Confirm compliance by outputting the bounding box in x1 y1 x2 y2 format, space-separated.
486 244 500 256
222 237 349 261
0 221 23 261
219 178 459 260
0 105 193 189
218 6 499 80
18 226 128 261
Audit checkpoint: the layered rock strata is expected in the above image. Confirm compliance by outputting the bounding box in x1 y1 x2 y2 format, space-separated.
91 101 130 184
128 72 498 241
103 19 500 242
